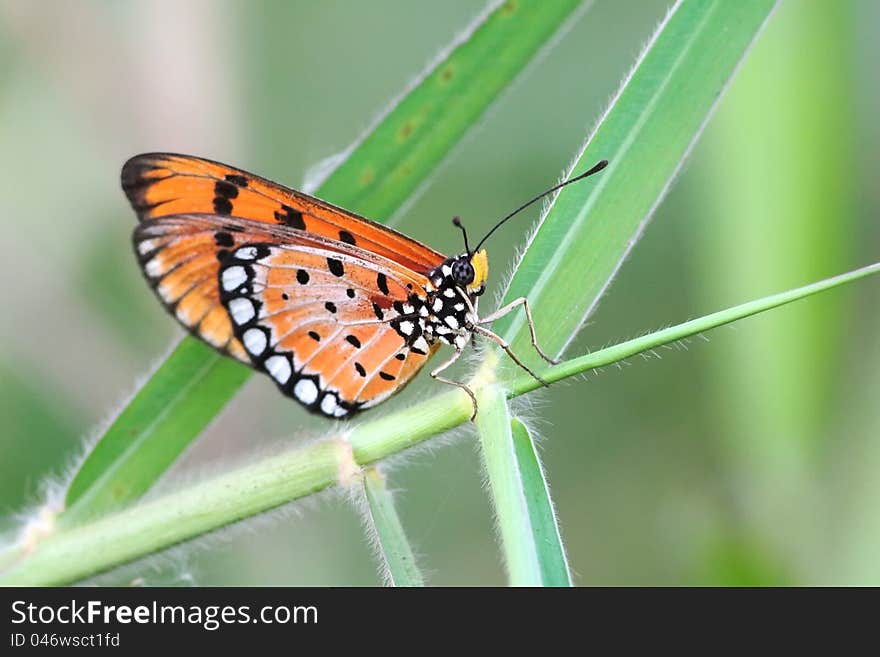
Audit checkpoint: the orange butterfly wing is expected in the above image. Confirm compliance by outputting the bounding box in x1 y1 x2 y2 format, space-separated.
125 153 448 415
133 214 289 361
123 153 446 270
217 240 440 417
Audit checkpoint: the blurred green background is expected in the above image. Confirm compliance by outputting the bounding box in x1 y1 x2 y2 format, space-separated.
1 0 878 585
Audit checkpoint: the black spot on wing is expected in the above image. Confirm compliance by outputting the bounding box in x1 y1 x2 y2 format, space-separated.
346 288 356 298
214 231 234 247
224 174 248 187
214 179 239 199
327 258 344 277
296 269 310 285
346 335 361 348
213 197 233 215
355 362 366 377
274 204 306 229
379 371 396 381
372 303 384 320
376 272 389 295
339 230 356 245
325 301 337 314
308 331 321 342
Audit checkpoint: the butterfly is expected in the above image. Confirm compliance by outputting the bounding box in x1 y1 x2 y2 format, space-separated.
123 153 607 419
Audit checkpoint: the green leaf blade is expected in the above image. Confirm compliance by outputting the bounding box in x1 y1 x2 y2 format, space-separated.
363 468 425 587
318 0 585 219
510 419 571 586
491 0 778 369
476 386 571 586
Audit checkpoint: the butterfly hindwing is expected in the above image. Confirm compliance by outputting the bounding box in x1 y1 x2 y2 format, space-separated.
218 242 439 417
132 214 286 361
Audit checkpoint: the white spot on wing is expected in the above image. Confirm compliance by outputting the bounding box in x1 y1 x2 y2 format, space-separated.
157 284 174 303
413 336 429 353
454 303 465 311
265 355 291 384
137 239 157 255
320 393 339 416
399 320 414 336
235 246 259 261
443 288 456 298
432 298 443 313
243 328 267 355
228 297 255 325
222 266 247 292
145 257 163 278
444 315 459 330
294 379 319 404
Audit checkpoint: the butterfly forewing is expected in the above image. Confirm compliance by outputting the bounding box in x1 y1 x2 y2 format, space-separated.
133 214 280 361
123 153 446 271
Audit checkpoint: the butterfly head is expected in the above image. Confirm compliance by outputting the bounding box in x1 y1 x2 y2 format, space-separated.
450 216 488 297
450 249 488 297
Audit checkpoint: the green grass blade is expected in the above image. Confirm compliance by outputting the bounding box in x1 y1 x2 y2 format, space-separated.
362 467 424 587
475 386 571 585
489 0 778 372
509 418 571 586
4 262 877 585
315 0 586 220
507 263 880 395
475 386 539 585
61 0 585 524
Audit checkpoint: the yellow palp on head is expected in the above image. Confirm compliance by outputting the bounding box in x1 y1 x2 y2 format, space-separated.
468 249 488 295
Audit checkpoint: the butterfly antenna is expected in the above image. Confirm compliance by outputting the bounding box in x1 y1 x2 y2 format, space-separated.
452 216 472 254
474 159 608 252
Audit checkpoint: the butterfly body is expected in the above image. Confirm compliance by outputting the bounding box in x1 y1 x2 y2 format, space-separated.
416 252 487 347
124 153 604 420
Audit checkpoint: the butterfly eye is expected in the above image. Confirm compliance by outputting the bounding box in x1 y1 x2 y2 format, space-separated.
451 259 475 286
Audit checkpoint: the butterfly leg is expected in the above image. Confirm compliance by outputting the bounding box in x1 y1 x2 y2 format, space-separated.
477 297 559 365
472 324 551 388
430 348 478 421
